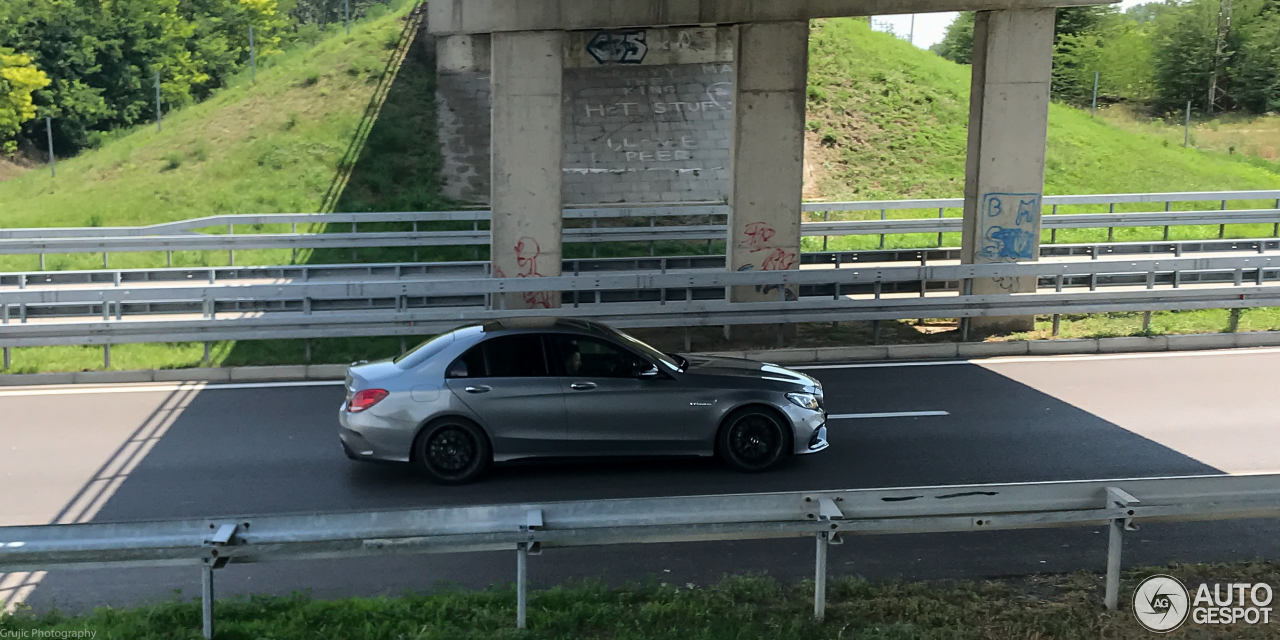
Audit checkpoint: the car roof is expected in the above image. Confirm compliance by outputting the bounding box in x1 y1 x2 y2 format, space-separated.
476 317 613 336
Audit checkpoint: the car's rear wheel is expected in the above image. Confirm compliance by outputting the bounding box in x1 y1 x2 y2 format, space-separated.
718 407 788 472
414 418 491 484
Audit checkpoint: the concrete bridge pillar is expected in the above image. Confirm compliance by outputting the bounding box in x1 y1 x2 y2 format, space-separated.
490 30 564 309
727 21 809 303
960 9 1056 333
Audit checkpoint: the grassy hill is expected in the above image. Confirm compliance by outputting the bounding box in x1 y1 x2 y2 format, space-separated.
803 19 1280 202
0 1 445 231
4 15 1280 372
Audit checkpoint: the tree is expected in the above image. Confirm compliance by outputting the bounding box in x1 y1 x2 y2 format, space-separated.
0 0 291 152
932 12 974 64
0 47 50 154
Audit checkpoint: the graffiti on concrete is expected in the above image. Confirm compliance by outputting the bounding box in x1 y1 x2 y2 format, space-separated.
492 237 555 309
743 222 776 251
587 31 649 64
514 236 544 278
979 192 1040 261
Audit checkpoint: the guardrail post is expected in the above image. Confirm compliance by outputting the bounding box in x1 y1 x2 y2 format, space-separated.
167 251 173 268
1219 200 1227 239
103 345 111 369
38 254 45 271
937 208 945 247
1104 487 1139 611
823 211 829 251
228 223 235 266
1142 311 1152 332
814 531 828 620
2 347 9 370
103 252 109 269
202 558 215 638
879 209 886 250
517 509 542 629
203 342 211 365
1229 308 1241 333
516 542 528 629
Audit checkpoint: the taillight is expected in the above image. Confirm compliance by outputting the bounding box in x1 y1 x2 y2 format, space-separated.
348 389 389 413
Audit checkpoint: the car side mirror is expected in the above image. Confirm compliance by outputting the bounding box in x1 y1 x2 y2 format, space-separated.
637 363 661 379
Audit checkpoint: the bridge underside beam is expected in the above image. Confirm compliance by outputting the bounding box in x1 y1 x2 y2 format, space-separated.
429 0 1115 35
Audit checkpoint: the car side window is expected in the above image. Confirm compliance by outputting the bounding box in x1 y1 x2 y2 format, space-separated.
554 335 643 378
481 334 550 377
446 344 487 378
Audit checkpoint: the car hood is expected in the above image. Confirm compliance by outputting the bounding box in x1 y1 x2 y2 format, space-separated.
682 355 819 389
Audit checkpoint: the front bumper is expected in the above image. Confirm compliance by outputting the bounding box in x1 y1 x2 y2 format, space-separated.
787 406 828 455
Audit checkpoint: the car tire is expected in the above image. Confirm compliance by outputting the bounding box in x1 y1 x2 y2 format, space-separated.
413 418 491 484
717 407 788 472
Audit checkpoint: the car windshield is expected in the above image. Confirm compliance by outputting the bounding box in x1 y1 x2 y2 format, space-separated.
601 326 683 372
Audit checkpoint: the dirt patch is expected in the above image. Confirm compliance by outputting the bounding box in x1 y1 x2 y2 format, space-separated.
0 154 36 182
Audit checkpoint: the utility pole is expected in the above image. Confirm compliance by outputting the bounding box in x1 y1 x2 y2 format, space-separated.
345 0 351 34
1184 101 1192 147
1091 71 1099 118
249 25 256 83
155 70 162 132
1209 0 1232 114
46 117 55 178
909 15 915 45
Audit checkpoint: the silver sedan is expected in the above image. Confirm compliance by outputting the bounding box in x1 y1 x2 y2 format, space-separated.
339 318 828 483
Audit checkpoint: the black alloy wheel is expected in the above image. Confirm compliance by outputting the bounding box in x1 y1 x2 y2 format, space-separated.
415 419 491 484
718 408 788 472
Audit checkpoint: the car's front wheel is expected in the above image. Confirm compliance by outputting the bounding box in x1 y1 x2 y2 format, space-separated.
718 407 788 472
414 418 491 484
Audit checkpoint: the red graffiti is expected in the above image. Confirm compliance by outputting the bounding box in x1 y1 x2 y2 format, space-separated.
522 291 556 309
743 222 776 251
760 248 798 271
515 236 544 277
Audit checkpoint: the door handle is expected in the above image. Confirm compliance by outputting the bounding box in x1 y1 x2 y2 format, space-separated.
569 382 597 391
464 385 492 394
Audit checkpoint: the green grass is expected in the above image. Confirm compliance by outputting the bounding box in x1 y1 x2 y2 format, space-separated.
5 563 1278 639
0 0 446 274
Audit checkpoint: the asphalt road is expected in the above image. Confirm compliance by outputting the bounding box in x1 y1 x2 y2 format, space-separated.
2 347 1278 612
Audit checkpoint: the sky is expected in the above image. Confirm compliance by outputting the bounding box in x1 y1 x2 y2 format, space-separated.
869 0 1157 50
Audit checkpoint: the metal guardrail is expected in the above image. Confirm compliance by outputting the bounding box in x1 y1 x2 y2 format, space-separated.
3 256 1280 351
2 191 1279 264
1 209 1277 262
5 238 1277 291
2 473 1278 636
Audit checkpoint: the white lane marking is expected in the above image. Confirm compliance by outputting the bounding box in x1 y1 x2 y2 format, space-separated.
795 345 1280 370
0 380 344 398
828 410 949 420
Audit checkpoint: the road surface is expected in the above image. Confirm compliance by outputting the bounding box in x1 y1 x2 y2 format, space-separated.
1 347 1277 612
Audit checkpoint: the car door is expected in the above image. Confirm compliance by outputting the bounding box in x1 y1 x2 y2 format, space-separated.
443 333 567 456
551 334 693 455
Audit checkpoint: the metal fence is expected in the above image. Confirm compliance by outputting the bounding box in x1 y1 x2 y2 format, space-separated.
2 473 1278 637
3 255 1280 357
2 191 1279 266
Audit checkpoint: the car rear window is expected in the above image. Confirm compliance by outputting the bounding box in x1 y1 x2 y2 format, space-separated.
393 333 452 368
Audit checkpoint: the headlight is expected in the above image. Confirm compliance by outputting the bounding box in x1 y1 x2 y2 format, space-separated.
786 392 821 411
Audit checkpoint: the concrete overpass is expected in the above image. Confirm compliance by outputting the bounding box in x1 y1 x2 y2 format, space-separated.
428 0 1113 329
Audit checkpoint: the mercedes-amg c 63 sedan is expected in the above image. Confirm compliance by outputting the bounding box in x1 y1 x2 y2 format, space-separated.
339 318 828 483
